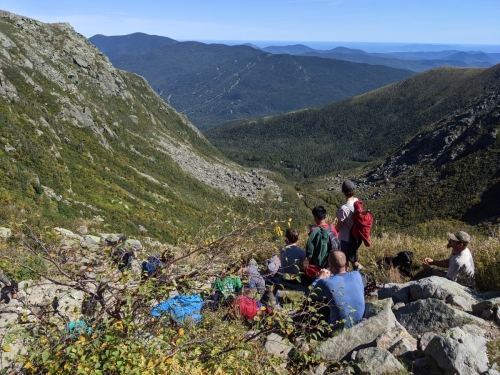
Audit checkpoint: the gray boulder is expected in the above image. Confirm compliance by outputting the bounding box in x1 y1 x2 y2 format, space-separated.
394 298 486 335
377 281 414 304
424 325 489 374
264 333 293 358
0 227 11 238
419 332 438 351
354 347 405 375
375 321 417 354
388 337 416 359
472 298 500 314
317 298 396 361
409 277 482 311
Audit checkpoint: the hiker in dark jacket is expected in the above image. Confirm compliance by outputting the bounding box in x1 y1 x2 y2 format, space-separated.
0 269 19 304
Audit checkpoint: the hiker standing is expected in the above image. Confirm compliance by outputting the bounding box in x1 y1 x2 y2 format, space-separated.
0 269 19 304
335 180 360 270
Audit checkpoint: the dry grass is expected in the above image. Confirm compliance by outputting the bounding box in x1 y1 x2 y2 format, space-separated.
357 234 500 291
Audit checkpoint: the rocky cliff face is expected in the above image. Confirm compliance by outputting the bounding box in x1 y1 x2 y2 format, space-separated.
0 11 280 240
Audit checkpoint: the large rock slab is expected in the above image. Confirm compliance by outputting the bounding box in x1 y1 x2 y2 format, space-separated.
394 298 486 335
424 325 489 375
375 321 416 352
316 299 396 361
409 277 482 311
354 347 405 375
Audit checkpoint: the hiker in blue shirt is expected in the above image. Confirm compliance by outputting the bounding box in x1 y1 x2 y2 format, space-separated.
310 251 365 329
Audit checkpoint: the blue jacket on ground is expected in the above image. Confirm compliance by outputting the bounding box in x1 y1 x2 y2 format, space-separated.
151 294 204 324
311 271 365 328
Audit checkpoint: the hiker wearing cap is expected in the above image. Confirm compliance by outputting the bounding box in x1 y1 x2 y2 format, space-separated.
421 231 475 287
335 180 360 270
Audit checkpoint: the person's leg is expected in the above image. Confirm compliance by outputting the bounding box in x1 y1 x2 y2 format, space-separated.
0 287 10 304
341 241 358 269
10 281 18 299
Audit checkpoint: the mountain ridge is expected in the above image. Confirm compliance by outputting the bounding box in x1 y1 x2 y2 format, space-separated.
205 64 499 180
0 11 285 241
91 34 415 130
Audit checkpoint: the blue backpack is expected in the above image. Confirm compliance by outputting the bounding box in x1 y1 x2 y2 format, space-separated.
151 295 204 325
142 254 164 277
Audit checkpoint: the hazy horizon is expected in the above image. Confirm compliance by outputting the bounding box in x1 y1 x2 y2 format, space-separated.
4 0 500 46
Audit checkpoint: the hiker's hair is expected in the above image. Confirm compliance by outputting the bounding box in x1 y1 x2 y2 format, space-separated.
285 228 299 243
242 287 255 298
329 251 347 271
312 205 327 221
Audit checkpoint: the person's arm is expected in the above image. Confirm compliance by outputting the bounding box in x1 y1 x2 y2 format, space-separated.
0 270 10 286
335 220 343 234
305 230 316 261
424 258 450 268
235 277 243 292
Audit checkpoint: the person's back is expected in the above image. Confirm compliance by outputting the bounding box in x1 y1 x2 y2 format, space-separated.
306 206 339 268
336 180 360 269
280 244 306 275
314 271 365 328
212 275 242 299
447 247 475 287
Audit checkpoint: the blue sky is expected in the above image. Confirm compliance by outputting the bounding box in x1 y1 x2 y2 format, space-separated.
2 0 499 45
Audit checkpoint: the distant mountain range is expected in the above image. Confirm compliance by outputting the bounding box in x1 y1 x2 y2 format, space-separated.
205 65 499 180
261 44 500 72
90 35 414 130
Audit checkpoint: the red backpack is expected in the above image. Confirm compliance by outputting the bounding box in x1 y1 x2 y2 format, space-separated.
352 200 373 247
232 295 259 321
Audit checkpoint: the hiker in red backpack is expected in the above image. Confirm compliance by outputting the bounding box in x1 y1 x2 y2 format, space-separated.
335 180 361 270
230 288 264 321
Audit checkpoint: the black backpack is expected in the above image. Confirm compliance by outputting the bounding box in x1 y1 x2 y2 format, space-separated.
112 246 132 269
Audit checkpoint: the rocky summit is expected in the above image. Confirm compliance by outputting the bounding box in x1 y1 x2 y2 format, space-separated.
0 11 281 241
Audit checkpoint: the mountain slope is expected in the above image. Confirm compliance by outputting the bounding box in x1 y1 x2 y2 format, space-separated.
205 65 499 180
355 70 500 227
0 11 282 242
88 32 177 59
99 38 414 130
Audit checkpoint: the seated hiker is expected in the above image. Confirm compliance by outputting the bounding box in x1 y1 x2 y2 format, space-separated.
229 287 266 322
310 251 365 329
112 244 137 273
417 231 475 287
0 269 19 304
241 259 266 297
211 266 242 303
141 251 173 280
266 228 308 307
305 206 340 278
